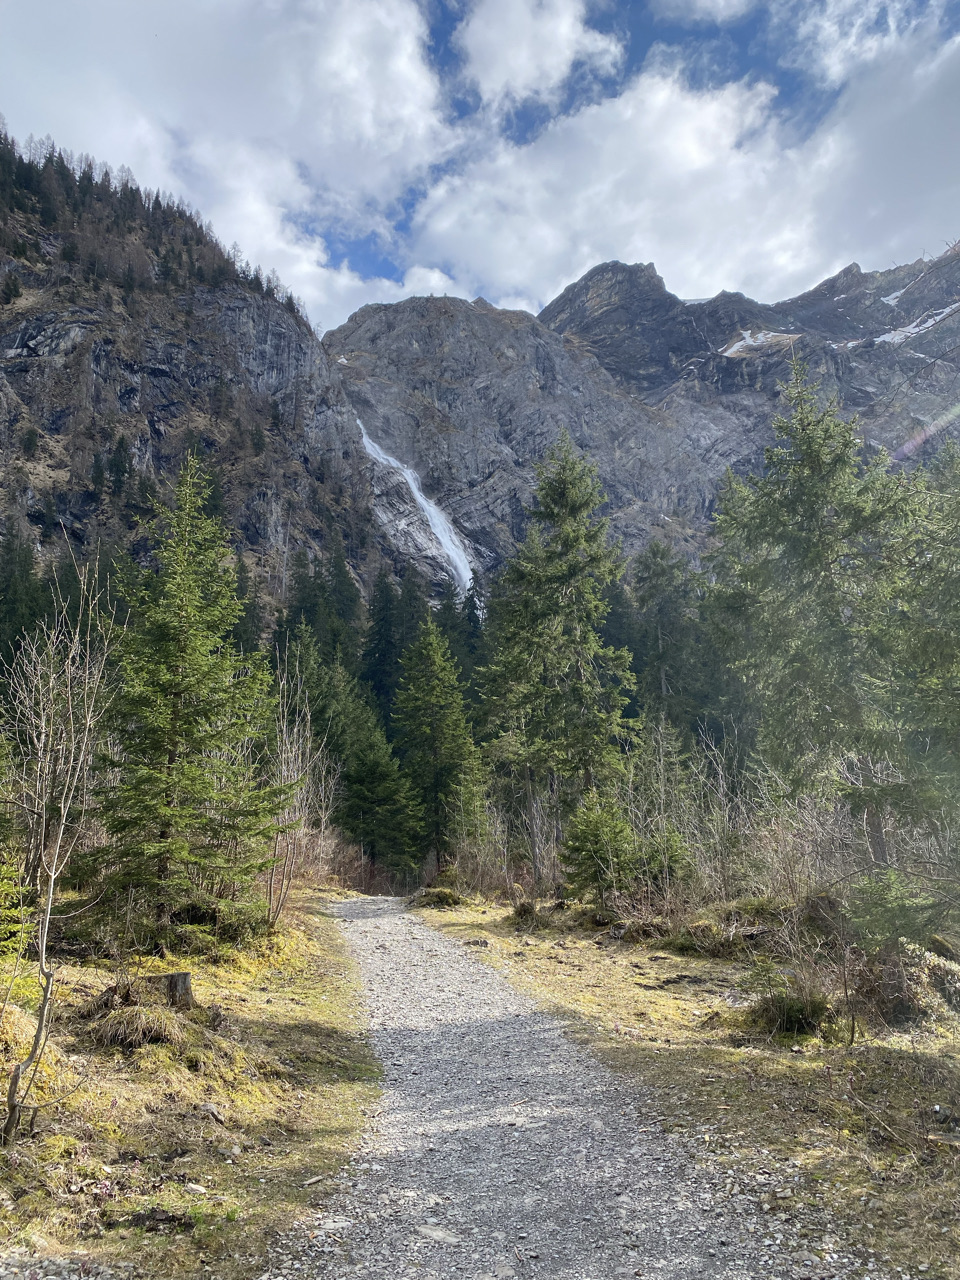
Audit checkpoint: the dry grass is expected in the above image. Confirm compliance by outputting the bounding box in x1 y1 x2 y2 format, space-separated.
88 1006 187 1051
0 892 379 1279
420 899 960 1279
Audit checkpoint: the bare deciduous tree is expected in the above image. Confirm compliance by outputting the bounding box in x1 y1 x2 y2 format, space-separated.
266 654 340 927
1 562 115 1145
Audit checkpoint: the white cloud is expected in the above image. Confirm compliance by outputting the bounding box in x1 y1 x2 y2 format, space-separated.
455 0 623 106
772 0 947 86
647 0 762 24
410 67 811 306
802 29 960 269
0 0 958 333
0 0 454 312
409 20 960 312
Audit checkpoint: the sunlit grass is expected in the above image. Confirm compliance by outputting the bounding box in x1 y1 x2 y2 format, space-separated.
422 899 960 1280
0 893 379 1279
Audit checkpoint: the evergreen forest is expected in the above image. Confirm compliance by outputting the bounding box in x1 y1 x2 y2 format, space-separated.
3 365 960 994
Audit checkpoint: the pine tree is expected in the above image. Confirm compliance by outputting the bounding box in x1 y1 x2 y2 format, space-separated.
629 540 722 738
233 557 265 652
338 734 423 876
482 432 634 881
290 625 421 871
435 581 485 696
103 458 280 942
394 615 481 869
324 539 363 670
890 443 960 800
396 567 428 654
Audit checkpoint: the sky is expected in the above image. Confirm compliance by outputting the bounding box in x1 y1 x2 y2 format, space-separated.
2 0 959 334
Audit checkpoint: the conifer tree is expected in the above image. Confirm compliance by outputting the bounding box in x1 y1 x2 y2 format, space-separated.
291 625 421 871
338 734 423 875
629 540 721 737
233 557 265 652
0 531 47 674
396 567 429 653
436 581 485 696
711 362 922 838
324 539 362 669
482 432 634 880
103 459 279 941
394 615 481 869
360 570 402 725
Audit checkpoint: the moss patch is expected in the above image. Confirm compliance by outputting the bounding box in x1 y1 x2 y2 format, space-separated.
0 894 378 1279
419 900 960 1280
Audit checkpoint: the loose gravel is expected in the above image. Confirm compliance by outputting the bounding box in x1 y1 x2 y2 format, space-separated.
259 897 893 1280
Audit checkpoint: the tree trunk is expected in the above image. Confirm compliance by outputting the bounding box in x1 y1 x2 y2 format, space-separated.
525 765 543 888
865 804 889 866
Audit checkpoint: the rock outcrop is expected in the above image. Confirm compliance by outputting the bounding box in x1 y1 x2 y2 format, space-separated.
5 191 960 596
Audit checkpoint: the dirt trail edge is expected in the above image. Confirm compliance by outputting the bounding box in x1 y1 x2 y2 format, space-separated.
259 897 880 1280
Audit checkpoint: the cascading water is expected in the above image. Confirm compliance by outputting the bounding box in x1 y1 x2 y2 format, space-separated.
356 419 474 596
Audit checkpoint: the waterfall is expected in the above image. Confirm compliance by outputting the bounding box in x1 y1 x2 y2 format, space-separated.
356 419 474 596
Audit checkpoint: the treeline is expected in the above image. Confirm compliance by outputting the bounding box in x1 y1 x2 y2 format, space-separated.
3 363 960 970
0 125 302 311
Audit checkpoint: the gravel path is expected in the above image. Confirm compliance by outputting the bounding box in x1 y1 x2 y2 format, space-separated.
260 897 885 1280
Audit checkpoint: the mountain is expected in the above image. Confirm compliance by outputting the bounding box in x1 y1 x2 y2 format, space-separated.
4 130 960 598
324 245 960 580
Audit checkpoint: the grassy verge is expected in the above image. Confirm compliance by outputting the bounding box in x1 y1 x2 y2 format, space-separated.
418 899 960 1279
0 893 378 1279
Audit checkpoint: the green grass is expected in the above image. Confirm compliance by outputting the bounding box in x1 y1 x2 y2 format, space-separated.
0 893 379 1280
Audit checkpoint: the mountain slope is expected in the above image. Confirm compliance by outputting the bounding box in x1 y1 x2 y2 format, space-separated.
5 130 960 596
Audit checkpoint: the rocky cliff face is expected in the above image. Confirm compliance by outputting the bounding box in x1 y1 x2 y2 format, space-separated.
5 170 960 598
325 244 960 580
0 279 371 572
324 294 710 570
539 251 960 463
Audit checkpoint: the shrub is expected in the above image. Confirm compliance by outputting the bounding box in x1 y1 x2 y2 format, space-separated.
853 940 960 1024
413 887 464 909
847 869 945 948
563 790 638 903
1 272 22 304
742 956 832 1035
509 899 552 931
634 823 690 889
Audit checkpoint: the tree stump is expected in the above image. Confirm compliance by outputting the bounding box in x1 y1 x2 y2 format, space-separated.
143 972 195 1009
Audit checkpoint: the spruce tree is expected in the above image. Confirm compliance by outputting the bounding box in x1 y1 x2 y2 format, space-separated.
291 625 421 871
103 459 279 942
360 570 402 725
436 581 485 696
233 557 265 652
482 432 634 880
324 540 363 670
396 567 429 653
711 362 922 836
629 540 721 738
0 531 47 674
338 734 423 876
394 615 481 869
